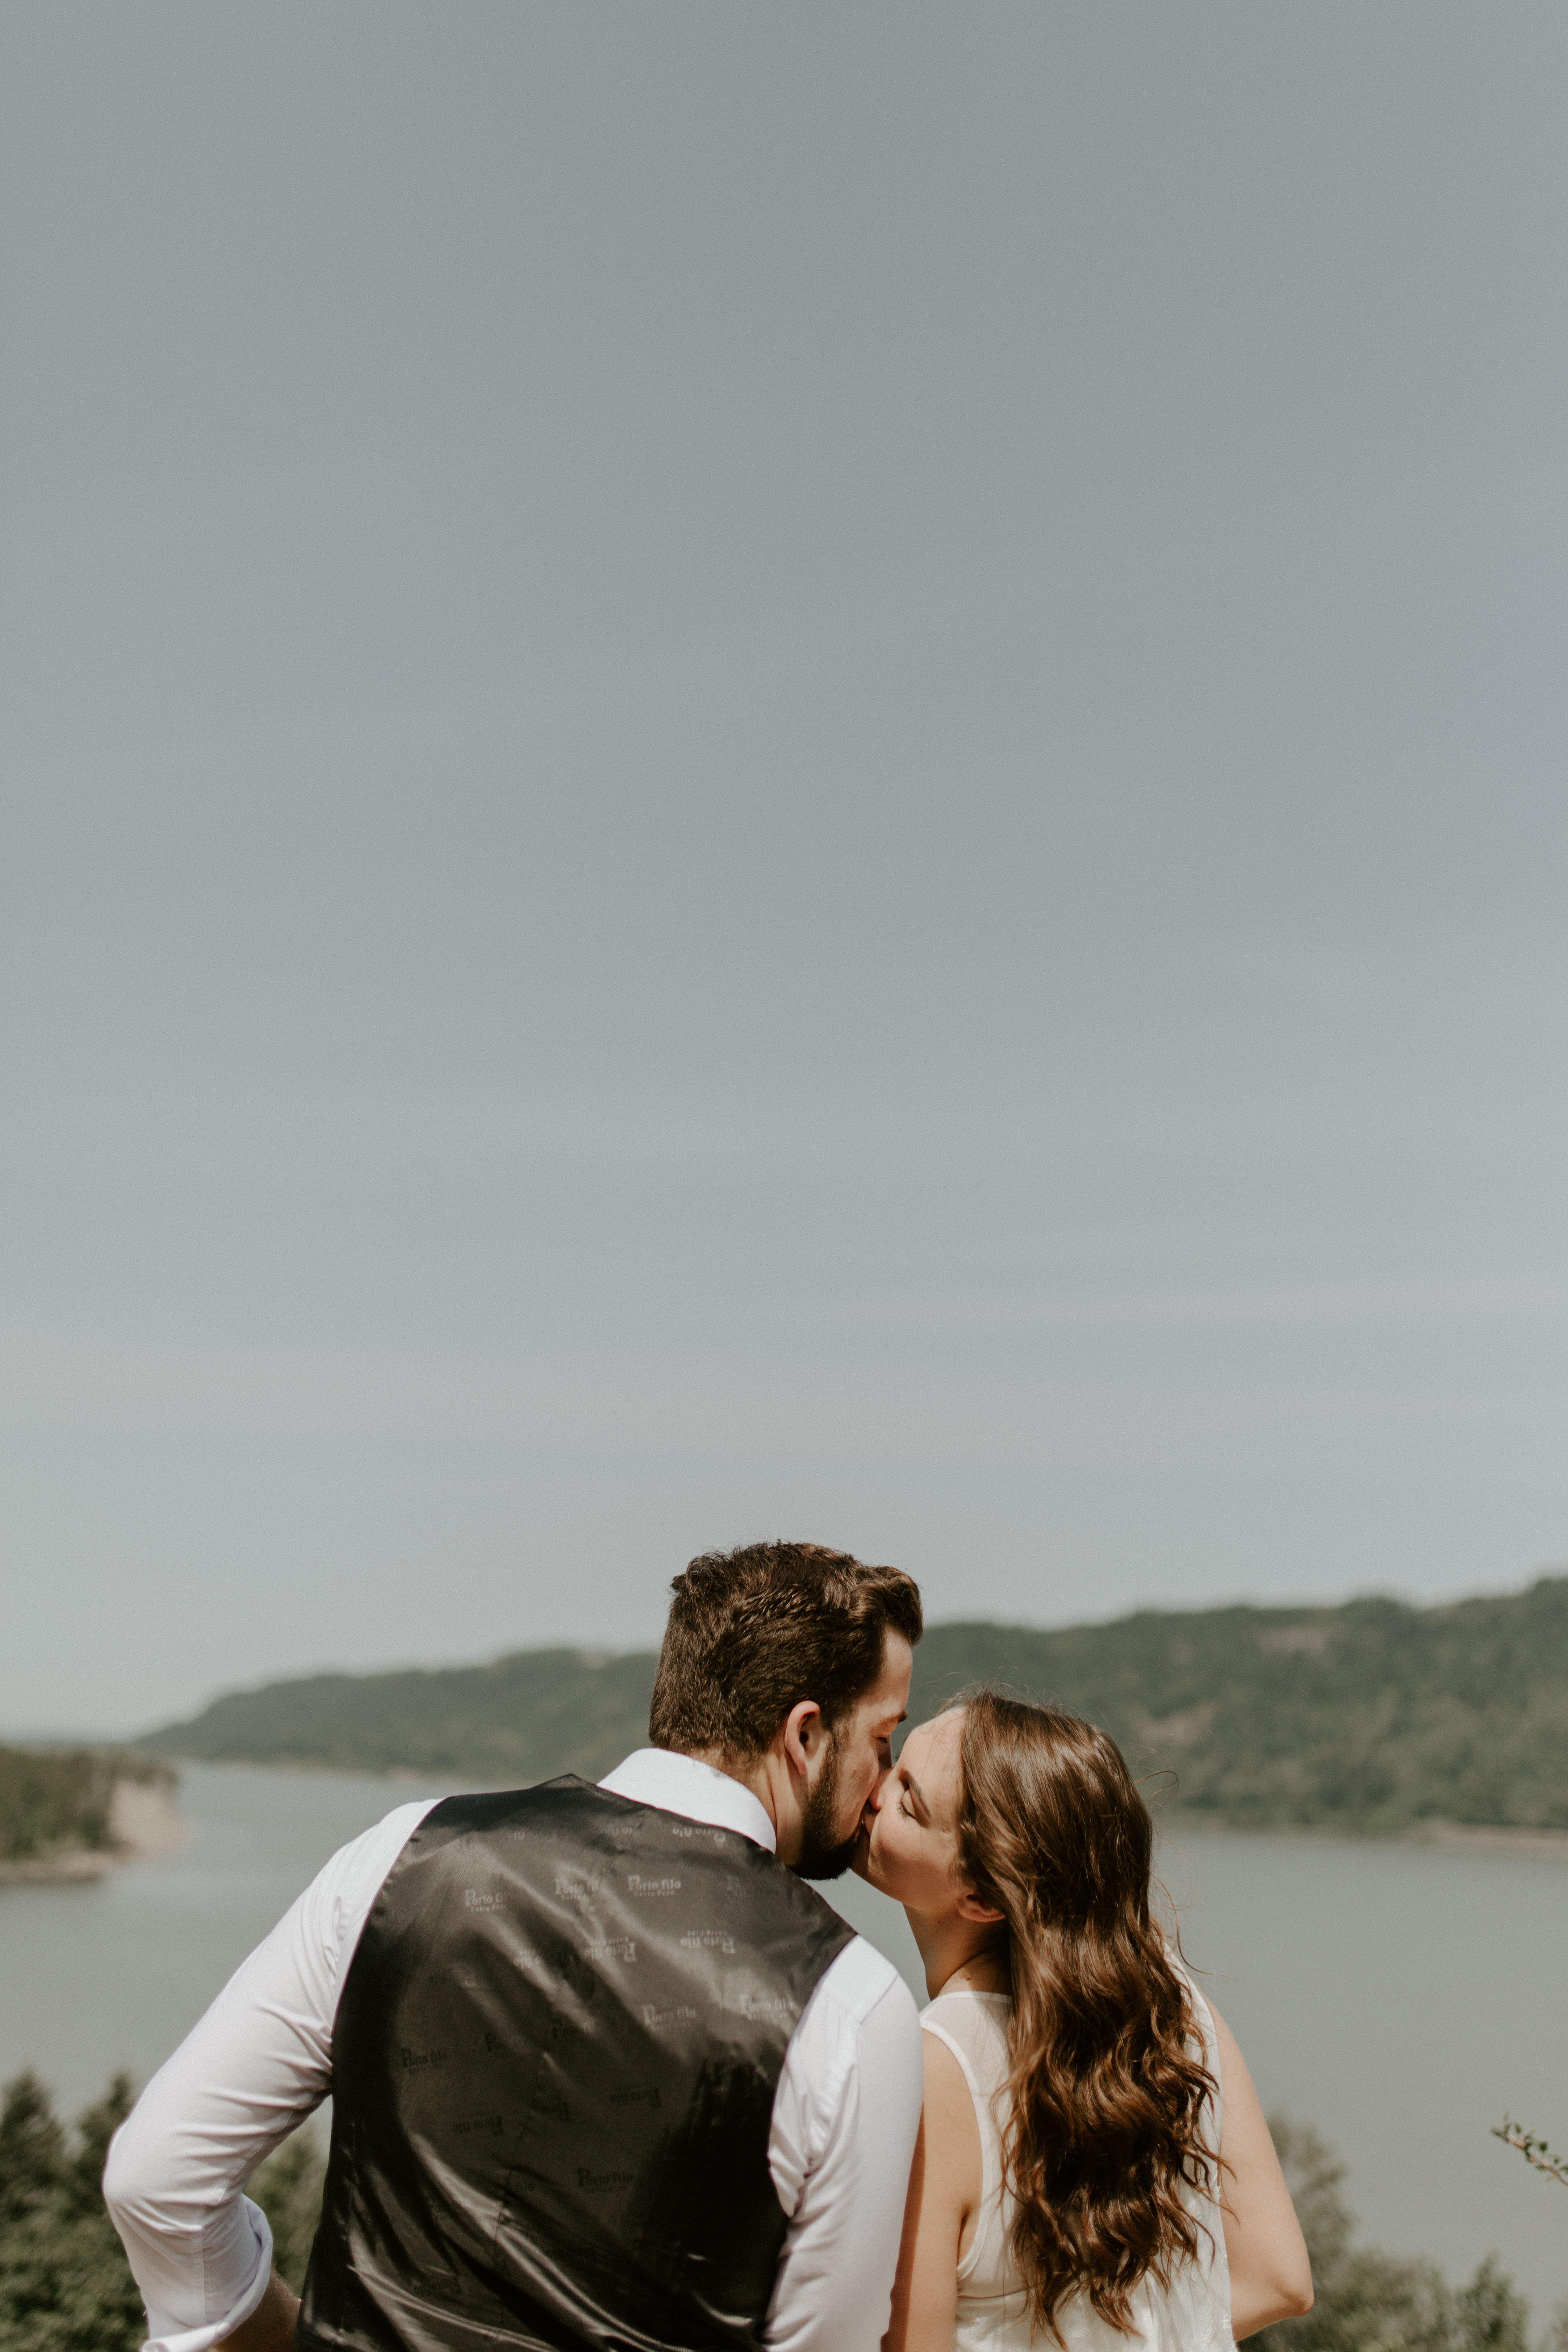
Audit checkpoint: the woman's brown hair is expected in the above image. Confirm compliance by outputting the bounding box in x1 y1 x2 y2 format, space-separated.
954 1689 1217 2341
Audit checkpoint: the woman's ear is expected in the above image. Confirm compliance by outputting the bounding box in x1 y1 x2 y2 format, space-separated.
955 1891 1006 1926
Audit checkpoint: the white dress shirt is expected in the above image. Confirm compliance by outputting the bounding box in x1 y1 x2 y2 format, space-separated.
105 1748 924 2352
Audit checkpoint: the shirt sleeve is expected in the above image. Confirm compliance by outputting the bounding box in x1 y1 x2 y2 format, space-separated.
103 1799 436 2352
764 1938 925 2352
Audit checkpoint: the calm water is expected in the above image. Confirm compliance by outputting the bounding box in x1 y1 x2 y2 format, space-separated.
3 1766 1565 2319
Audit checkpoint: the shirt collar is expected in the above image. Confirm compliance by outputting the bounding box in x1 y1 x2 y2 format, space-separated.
598 1746 777 1853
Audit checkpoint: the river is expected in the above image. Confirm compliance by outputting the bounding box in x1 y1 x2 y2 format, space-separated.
3 1764 1564 2321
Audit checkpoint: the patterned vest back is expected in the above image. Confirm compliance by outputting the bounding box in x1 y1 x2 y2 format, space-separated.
295 1778 855 2352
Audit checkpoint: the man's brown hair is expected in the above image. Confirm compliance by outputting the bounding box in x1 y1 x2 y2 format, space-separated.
648 1540 923 1761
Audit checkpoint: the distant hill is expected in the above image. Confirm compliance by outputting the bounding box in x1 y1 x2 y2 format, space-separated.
141 1576 1568 1835
140 1648 658 1787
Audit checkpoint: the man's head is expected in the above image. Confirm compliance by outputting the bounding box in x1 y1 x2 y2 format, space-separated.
648 1540 922 1878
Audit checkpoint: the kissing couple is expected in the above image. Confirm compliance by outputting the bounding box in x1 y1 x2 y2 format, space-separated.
108 1541 1312 2351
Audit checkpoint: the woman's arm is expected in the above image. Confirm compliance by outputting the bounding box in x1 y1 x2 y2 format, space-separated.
883 2032 980 2352
1208 2002 1313 2339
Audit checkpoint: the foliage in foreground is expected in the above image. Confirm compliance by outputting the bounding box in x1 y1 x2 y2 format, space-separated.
1254 2116 1565 2352
0 2071 144 2352
1494 2117 1568 2192
0 2069 324 2351
2 2072 1562 2349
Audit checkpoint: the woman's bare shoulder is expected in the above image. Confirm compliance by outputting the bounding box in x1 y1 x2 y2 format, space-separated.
918 2021 984 2205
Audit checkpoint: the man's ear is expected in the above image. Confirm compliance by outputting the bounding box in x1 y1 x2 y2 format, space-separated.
955 1891 1006 1927
781 1699 824 1781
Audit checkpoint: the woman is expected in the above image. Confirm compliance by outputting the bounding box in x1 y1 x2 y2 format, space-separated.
859 1691 1312 2348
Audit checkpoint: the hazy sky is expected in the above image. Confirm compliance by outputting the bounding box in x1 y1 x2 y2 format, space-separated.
4 5 1568 1733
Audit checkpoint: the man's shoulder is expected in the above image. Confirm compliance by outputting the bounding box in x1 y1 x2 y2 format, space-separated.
319 1798 442 1915
814 1931 918 2029
784 1934 923 2132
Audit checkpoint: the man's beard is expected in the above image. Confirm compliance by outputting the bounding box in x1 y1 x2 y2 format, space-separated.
791 1735 860 1880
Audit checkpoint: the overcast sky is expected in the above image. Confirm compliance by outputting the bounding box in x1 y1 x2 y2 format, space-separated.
4 4 1568 1733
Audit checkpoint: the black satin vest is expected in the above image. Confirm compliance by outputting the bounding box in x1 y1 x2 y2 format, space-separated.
294 1778 855 2352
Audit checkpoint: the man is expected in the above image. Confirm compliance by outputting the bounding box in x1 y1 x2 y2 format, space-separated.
107 1541 926 2352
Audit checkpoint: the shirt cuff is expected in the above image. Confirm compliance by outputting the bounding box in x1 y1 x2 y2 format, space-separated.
141 2198 274 2352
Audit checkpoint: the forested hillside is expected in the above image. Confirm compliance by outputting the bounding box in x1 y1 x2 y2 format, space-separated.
142 1647 658 1785
0 1748 175 1874
143 1576 1568 1835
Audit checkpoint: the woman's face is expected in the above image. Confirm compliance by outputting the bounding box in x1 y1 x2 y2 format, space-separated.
856 1708 968 1918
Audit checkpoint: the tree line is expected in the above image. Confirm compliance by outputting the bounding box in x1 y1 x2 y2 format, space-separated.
0 1748 172 1872
141 1574 1568 1835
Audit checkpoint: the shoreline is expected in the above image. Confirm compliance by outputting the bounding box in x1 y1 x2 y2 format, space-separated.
1163 1813 1568 1860
0 1775 187 1888
150 1757 1568 1860
1410 1819 1568 1859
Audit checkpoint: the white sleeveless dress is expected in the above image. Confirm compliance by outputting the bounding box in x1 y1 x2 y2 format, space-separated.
920 1981 1234 2352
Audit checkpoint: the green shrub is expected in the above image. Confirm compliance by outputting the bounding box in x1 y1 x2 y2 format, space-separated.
0 2070 327 2350
1255 2118 1544 2352
0 2072 144 2352
1 2069 1559 2349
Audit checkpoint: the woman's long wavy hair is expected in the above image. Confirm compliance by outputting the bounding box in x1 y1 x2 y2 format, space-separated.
953 1689 1217 2341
